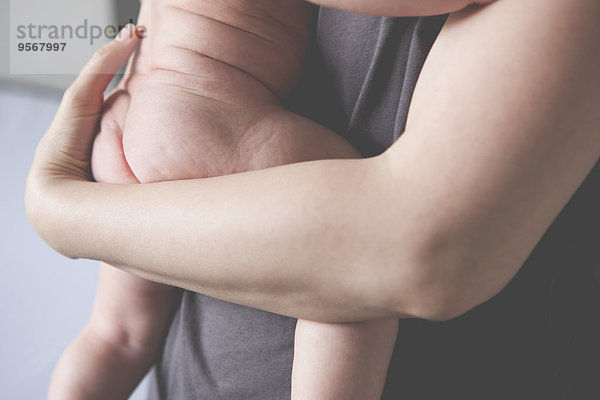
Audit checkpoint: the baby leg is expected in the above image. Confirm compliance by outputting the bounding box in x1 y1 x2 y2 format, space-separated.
50 90 180 399
292 318 399 400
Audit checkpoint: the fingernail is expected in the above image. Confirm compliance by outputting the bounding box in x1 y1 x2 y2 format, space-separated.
116 24 135 42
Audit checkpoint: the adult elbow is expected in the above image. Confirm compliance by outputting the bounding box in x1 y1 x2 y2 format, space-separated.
397 277 497 323
389 239 519 322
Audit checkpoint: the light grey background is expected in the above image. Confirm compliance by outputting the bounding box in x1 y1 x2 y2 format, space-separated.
10 0 116 75
1 1 149 399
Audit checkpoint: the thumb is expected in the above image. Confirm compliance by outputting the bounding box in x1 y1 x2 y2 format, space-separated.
37 24 139 178
45 24 139 161
56 23 140 121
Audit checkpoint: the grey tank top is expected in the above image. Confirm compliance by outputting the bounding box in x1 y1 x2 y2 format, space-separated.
149 8 600 400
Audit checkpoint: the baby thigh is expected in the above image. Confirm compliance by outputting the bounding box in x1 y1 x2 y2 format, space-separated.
292 318 399 400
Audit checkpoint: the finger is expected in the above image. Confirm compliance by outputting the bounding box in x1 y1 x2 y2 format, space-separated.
43 24 139 166
63 24 140 108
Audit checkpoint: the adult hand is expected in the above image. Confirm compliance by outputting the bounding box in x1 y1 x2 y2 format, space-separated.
27 25 139 187
26 25 139 244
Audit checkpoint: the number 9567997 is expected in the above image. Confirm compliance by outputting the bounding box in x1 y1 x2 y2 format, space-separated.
18 42 67 52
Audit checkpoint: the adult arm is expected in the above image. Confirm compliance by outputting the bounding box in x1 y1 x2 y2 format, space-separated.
305 0 496 16
26 0 600 322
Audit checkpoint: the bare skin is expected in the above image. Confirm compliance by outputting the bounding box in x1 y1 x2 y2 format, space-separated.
57 0 389 398
28 0 599 400
51 1 500 398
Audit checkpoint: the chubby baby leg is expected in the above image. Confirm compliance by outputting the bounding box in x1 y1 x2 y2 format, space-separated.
292 318 399 400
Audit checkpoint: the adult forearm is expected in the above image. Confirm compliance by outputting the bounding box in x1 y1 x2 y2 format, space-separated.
25 25 422 323
32 155 427 322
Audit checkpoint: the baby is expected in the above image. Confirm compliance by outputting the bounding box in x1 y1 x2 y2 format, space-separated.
50 0 495 398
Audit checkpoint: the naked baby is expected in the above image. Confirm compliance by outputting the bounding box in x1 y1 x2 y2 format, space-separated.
49 0 497 398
